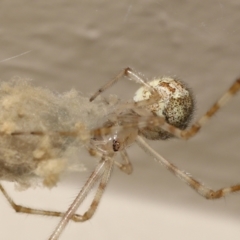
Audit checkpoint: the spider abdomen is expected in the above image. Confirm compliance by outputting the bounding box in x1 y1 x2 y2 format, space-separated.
133 77 194 140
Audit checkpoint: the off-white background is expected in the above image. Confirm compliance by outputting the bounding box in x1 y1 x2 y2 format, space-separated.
0 1 240 240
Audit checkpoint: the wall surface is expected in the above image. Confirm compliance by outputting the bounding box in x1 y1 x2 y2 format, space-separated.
0 1 240 240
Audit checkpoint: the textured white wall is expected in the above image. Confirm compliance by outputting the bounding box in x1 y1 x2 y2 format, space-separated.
0 1 239 240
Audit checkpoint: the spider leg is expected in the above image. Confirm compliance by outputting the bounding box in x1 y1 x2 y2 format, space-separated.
0 183 85 220
114 149 133 174
90 67 154 102
49 156 114 240
136 136 240 199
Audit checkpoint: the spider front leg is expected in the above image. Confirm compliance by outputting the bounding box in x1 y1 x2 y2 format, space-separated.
90 67 155 102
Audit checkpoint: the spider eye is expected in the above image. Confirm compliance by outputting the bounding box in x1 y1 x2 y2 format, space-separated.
112 139 121 152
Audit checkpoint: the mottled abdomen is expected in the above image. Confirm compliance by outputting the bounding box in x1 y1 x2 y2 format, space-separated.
133 77 194 140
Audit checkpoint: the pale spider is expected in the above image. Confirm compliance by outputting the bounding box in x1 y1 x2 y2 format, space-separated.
0 68 239 240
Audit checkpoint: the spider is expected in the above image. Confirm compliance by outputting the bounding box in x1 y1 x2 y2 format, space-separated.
0 68 239 240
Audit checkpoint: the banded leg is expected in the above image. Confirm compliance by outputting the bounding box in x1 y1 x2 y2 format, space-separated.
49 157 114 240
90 67 154 102
0 183 84 220
137 136 240 199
